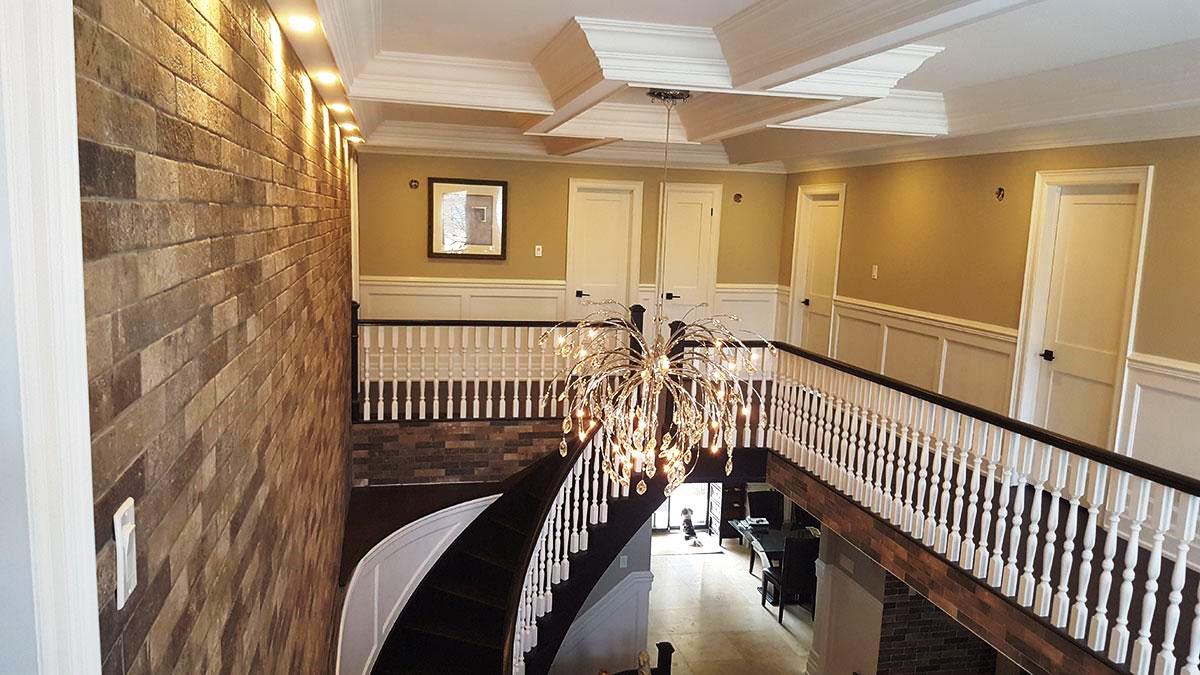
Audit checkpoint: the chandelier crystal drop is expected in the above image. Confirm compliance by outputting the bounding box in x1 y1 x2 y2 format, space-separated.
541 89 773 497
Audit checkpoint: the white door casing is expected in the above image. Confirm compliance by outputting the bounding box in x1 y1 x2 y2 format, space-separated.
788 184 845 355
658 182 722 322
565 179 643 319
1013 167 1153 451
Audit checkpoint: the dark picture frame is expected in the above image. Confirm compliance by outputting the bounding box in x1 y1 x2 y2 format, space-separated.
427 177 508 260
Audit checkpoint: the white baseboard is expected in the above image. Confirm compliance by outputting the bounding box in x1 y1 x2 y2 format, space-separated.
1117 353 1200 475
550 570 654 675
830 296 1018 414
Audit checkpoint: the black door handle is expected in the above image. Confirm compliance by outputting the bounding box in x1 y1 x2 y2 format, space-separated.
575 290 590 298
664 292 681 300
1039 349 1056 362
800 298 811 306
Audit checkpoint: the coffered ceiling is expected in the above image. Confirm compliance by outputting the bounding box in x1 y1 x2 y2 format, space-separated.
306 0 1200 171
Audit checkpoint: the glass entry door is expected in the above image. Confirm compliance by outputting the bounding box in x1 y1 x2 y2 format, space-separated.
651 482 713 531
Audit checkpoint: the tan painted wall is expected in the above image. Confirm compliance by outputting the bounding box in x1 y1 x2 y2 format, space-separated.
781 136 1200 363
357 153 787 284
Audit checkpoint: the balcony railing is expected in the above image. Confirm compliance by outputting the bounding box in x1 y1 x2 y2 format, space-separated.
350 307 1200 674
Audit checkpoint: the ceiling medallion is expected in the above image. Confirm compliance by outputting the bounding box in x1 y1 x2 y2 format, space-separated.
543 89 770 497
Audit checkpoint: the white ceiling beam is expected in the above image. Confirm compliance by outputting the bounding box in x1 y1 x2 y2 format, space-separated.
545 102 691 144
772 90 948 136
770 45 944 99
349 51 555 114
678 93 858 143
714 0 1037 91
368 121 548 158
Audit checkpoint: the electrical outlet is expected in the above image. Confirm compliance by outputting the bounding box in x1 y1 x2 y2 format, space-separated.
871 264 879 280
619 555 628 569
534 245 543 257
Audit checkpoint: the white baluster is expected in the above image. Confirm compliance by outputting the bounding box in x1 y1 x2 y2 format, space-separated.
589 440 600 525
1018 442 1051 605
1157 494 1200 675
1051 456 1089 627
912 400 932 541
599 437 610 523
1003 436 1034 595
538 328 547 417
865 383 883 513
1132 486 1176 674
1110 478 1153 663
551 490 564 584
853 380 871 504
375 325 385 420
361 325 372 420
498 328 508 418
934 409 956 555
460 326 469 418
1035 448 1069 615
444 327 455 421
1090 470 1132 651
987 428 1015 587
472 327 482 418
431 326 441 419
947 413 970 562
835 372 853 491
390 327 400 420
404 327 414 420
418 326 427 419
973 424 999 579
578 449 592 551
960 419 983 567
881 390 900 521
920 402 940 546
561 475 573 581
1070 463 1109 638
755 348 769 447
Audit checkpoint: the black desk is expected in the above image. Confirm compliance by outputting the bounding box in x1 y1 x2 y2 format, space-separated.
729 520 820 575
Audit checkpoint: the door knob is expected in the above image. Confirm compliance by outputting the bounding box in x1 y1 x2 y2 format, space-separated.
575 290 590 298
1039 349 1056 362
664 292 681 300
800 298 811 306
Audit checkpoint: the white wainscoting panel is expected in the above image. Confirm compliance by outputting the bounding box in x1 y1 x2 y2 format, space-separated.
1117 354 1200 475
359 276 566 321
830 297 1019 414
713 284 789 341
336 496 499 675
549 571 654 675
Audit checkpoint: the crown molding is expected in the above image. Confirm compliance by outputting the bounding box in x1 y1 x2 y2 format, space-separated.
715 0 1034 90
315 0 377 81
771 45 944 99
773 90 947 136
780 104 1200 173
350 51 555 114
542 136 621 156
368 120 547 157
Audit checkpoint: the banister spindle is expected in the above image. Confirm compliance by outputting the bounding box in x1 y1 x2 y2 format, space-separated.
973 424 1000 579
444 327 456 421
899 396 919 533
418 326 427 419
1018 441 1052 606
1110 477 1153 664
1003 436 1034 595
1157 494 1200 675
538 328 547 417
391 327 400 420
947 413 969 562
460 326 469 418
1090 470 1132 651
853 380 871 504
921 403 942 547
1069 463 1109 638
472 327 482 418
1035 447 1069 615
485 327 495 418
934 409 955 555
1131 486 1176 675
913 400 933 542
987 427 1015 587
881 389 900 522
960 419 983 568
1051 456 1089 627
431 326 441 419
375 326 385 420
499 328 508 418
361 325 373 421
405 326 414 420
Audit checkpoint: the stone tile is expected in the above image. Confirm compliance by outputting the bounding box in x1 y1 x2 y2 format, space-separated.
79 138 136 198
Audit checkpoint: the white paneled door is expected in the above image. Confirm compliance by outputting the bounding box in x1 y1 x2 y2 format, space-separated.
1016 167 1152 450
789 185 845 356
1034 187 1140 446
565 179 643 319
658 183 721 323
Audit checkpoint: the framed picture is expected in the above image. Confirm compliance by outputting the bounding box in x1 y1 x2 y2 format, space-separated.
428 177 508 259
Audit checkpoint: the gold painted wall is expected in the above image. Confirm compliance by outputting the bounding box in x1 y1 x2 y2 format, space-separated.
781 136 1200 363
357 153 787 284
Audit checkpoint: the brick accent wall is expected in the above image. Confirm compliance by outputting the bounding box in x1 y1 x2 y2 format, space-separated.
351 419 562 486
765 453 1115 675
878 574 999 674
75 0 351 671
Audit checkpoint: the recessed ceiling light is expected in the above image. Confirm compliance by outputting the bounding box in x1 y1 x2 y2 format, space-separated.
313 70 339 86
286 15 318 33
340 122 359 132
329 103 351 113
347 136 365 144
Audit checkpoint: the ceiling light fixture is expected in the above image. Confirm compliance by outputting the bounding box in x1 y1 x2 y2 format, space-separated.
285 15 318 33
328 103 351 114
544 89 768 497
313 70 339 86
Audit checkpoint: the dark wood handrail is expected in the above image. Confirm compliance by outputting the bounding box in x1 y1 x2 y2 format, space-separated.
737 339 1200 498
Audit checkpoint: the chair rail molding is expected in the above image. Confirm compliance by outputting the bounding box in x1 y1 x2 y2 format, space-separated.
1117 352 1200 475
549 570 654 675
830 295 1018 414
336 495 500 675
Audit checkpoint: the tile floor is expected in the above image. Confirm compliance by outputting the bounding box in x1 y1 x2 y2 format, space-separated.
647 531 814 675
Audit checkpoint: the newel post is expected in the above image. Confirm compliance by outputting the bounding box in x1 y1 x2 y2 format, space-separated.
350 300 361 422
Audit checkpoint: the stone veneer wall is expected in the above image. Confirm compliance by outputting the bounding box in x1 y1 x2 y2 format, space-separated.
877 575 999 674
74 0 351 671
351 419 562 486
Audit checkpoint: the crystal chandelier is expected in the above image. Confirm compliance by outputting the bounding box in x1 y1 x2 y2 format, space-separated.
541 89 773 497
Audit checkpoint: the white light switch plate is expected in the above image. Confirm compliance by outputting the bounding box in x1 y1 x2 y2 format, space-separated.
871 264 879 280
619 555 628 569
113 497 137 609
534 245 543 257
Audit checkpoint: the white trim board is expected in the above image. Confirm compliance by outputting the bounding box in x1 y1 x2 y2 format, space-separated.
0 0 102 670
358 276 568 321
336 495 499 675
549 570 654 675
830 296 1018 414
1116 353 1200 475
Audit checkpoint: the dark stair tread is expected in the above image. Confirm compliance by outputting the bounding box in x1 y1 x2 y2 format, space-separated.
400 589 507 649
427 552 514 608
374 628 502 674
